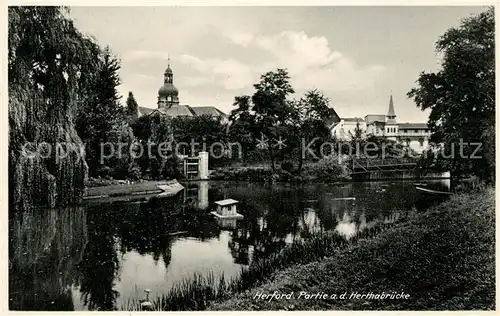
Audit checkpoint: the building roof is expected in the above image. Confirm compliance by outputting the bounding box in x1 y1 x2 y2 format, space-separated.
215 199 239 206
365 114 386 124
149 105 194 117
398 123 429 129
139 106 155 116
341 117 365 122
140 105 227 118
188 106 227 118
324 108 341 127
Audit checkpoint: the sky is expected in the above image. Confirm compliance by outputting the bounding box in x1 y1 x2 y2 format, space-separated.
69 6 489 123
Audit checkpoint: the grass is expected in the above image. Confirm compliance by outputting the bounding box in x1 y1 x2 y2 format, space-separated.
210 188 495 311
121 222 399 311
121 188 495 311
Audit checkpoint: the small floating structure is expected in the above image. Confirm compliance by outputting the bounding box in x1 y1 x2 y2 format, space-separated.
216 218 238 229
83 179 184 202
168 231 188 236
331 197 356 201
156 180 184 198
303 199 318 203
415 186 452 196
211 199 244 219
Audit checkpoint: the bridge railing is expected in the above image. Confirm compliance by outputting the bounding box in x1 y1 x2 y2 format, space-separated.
348 157 418 170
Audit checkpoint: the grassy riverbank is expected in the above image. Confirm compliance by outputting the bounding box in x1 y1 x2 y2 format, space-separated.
210 188 495 310
123 223 398 311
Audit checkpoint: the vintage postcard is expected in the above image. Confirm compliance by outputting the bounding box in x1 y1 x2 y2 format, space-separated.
6 3 496 312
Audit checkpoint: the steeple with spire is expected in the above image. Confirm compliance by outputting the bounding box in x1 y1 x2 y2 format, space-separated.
158 54 179 108
386 93 396 124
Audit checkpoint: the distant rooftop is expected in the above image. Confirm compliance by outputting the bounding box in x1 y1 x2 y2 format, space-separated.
398 123 429 129
139 106 155 116
188 106 227 118
215 199 239 206
139 105 227 118
364 114 386 124
341 117 365 122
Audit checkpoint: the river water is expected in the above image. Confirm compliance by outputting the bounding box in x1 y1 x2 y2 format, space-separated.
9 179 450 311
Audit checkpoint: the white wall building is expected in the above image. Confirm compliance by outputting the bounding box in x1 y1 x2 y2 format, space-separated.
330 94 432 154
331 118 366 140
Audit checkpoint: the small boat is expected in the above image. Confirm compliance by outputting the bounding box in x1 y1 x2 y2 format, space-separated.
331 197 356 201
156 180 184 198
414 183 428 187
168 231 187 236
414 186 452 211
415 186 452 196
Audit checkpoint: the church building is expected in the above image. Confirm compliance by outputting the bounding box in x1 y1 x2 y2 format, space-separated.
137 62 228 122
331 94 432 154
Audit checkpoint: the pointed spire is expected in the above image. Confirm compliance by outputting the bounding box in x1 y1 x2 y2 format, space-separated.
164 53 173 80
387 94 396 117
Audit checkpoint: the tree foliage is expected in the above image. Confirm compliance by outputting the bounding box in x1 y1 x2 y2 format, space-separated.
125 91 139 117
8 6 94 209
131 114 180 180
407 7 494 181
75 47 124 177
228 71 335 171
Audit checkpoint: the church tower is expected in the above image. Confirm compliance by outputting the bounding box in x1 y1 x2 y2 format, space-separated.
384 93 398 139
386 94 396 124
157 59 179 109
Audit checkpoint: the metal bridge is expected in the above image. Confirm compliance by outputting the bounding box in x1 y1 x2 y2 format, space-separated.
346 158 418 180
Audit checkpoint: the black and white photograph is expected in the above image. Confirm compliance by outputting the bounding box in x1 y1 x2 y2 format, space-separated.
6 3 496 312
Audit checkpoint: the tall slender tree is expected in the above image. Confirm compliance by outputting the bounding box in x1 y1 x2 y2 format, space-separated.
252 69 296 171
75 47 123 176
125 91 139 117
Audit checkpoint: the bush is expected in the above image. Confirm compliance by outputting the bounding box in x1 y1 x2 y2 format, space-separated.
303 155 351 181
97 166 112 179
280 160 294 172
127 162 142 180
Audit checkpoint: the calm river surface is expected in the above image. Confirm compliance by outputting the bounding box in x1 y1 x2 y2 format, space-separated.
9 179 450 311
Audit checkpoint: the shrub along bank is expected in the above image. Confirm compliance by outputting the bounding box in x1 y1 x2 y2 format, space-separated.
210 156 351 183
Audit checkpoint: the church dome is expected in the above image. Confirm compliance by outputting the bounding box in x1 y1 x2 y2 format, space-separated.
158 83 178 96
158 64 178 97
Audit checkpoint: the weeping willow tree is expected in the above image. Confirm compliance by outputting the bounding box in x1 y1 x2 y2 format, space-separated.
9 7 123 210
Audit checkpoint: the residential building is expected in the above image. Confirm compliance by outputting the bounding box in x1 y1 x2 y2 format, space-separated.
331 94 432 154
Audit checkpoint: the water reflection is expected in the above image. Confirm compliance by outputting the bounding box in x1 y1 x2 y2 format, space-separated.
10 180 440 311
9 207 88 310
